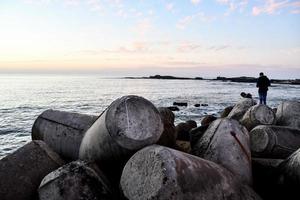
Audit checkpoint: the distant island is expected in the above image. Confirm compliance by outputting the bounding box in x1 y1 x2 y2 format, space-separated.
124 75 300 85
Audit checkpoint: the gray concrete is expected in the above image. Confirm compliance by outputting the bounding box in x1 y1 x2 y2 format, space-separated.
193 118 252 185
0 141 65 200
276 101 300 129
227 98 256 121
79 95 163 182
120 145 261 200
240 104 275 131
32 109 97 160
38 161 115 200
275 148 300 199
250 125 300 158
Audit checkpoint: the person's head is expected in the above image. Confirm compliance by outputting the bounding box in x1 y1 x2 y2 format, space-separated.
259 72 264 77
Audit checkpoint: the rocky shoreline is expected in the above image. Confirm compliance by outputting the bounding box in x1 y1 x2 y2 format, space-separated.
125 75 300 85
0 95 300 200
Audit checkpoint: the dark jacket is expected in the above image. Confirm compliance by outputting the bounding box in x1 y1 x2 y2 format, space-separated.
256 76 271 93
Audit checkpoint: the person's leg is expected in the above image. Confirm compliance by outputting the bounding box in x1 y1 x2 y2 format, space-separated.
263 92 267 105
259 92 263 104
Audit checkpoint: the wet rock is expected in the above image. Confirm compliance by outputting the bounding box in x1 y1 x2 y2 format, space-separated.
32 109 97 160
250 125 300 159
167 106 180 111
241 92 252 99
0 141 65 200
173 102 188 107
120 145 262 200
240 104 275 131
38 161 115 200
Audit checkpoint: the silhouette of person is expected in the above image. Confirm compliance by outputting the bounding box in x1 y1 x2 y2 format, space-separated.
256 72 271 104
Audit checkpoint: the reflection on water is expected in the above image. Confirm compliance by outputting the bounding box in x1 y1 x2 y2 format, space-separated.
0 74 299 158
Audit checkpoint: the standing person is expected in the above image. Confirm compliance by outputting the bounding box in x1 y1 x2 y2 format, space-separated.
256 72 271 104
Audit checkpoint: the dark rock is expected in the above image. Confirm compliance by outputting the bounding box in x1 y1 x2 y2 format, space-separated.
167 106 180 111
190 125 209 152
176 120 197 141
201 103 208 106
240 92 252 99
157 107 176 148
194 103 200 107
220 106 234 118
158 107 175 124
175 140 191 153
201 115 217 126
173 102 188 107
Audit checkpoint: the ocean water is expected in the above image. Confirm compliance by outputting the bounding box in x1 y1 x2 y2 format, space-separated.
0 74 299 158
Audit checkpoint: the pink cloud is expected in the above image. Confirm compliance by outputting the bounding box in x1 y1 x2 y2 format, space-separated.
252 0 300 16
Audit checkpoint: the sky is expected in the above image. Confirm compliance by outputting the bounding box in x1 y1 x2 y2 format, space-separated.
0 0 300 78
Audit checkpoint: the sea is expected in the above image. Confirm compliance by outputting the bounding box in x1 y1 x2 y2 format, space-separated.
0 74 299 159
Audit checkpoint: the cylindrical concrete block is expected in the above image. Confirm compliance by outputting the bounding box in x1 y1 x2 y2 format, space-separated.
275 148 300 199
156 107 176 147
250 125 300 158
120 145 261 200
193 118 252 185
32 109 97 160
227 98 256 121
0 141 65 200
38 161 115 200
240 104 275 131
276 101 300 129
79 95 163 179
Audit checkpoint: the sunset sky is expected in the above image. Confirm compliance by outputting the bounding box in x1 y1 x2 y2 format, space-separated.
0 0 300 78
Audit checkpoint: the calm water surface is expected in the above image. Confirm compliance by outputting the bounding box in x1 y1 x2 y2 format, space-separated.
0 74 299 158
